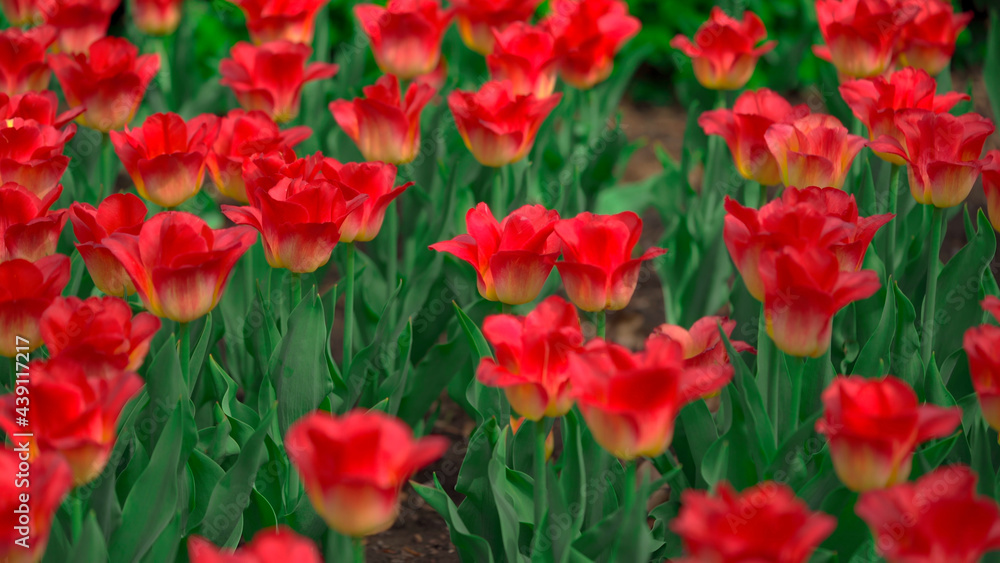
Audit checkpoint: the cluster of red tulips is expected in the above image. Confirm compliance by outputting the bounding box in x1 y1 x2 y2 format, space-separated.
0 0 999 561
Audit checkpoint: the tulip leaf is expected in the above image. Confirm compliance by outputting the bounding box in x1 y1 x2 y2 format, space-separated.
559 410 588 537
701 436 730 488
853 280 896 377
207 356 260 428
344 278 404 407
412 475 496 563
189 313 214 388
890 283 924 390
376 318 414 416
676 400 718 488
486 429 528 563
74 511 109 563
186 449 226 533
720 328 777 465
397 336 469 428
454 301 495 362
142 513 183 563
141 337 187 450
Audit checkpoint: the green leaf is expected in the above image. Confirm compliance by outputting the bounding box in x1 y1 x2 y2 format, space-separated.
486 429 529 563
701 436 730 488
720 328 777 466
397 337 469 428
74 511 108 562
412 475 495 563
852 282 896 376
454 301 495 362
141 337 186 450
186 449 226 533
189 314 214 387
891 283 924 390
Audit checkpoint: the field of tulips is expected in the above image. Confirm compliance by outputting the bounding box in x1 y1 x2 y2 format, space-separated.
2 0 1000 561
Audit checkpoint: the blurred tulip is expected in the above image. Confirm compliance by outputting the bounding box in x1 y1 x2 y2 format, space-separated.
44 0 121 54
898 0 972 76
487 22 559 99
0 451 71 563
0 26 57 95
0 0 45 25
450 0 540 55
130 0 184 36
354 0 453 80
813 0 913 78
670 7 775 91
869 110 995 208
840 68 969 165
764 114 866 190
546 0 639 90
476 296 584 420
984 151 1000 232
964 296 1000 432
50 36 160 132
188 527 322 563
328 161 411 242
228 0 331 44
856 465 1000 562
672 481 836 563
817 375 961 492
430 202 560 305
103 211 257 322
111 112 213 208
553 211 665 312
0 255 70 357
220 40 338 123
0 117 74 200
286 410 449 537
329 74 436 165
69 193 147 296
0 183 66 263
0 91 83 127
699 88 810 185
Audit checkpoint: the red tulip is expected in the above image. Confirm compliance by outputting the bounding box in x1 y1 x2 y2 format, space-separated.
50 36 160 132
699 88 810 185
220 40 338 124
817 375 962 492
856 465 1000 562
330 161 411 242
963 296 1000 432
545 0 640 90
227 0 331 44
570 335 732 459
487 22 559 100
103 211 257 322
0 0 45 25
188 527 322 563
0 117 74 200
449 80 561 167
0 91 83 128
0 26 57 95
111 112 213 208
653 316 754 369
764 113 867 190
672 481 836 563
0 355 143 486
240 148 328 197
0 182 66 264
329 74 436 165
898 0 972 76
354 0 453 81
670 7 775 91
724 186 892 301
286 410 449 537
869 110 995 208
40 296 160 377
984 151 1000 232
0 255 70 357
430 202 560 305
0 451 71 563
449 0 540 55
69 193 147 297
840 68 970 165
476 296 584 420
553 211 666 312
43 0 122 54
813 0 913 78
130 0 184 36
190 109 310 203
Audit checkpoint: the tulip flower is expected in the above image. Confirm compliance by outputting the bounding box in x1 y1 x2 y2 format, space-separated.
570 335 732 459
0 117 75 200
0 91 83 127
130 0 184 36
869 110 995 208
670 7 775 91
188 527 322 563
984 151 1000 232
764 114 866 190
430 202 560 305
813 0 913 79
220 40 339 123
724 187 892 301
672 481 836 563
354 0 453 80
329 161 412 242
0 355 143 486
963 296 1000 432
329 74 436 165
817 375 962 492
0 451 71 563
50 36 160 133
840 68 970 165
191 109 310 203
0 255 70 357
0 0 45 25
0 26 57 96
546 0 640 90
856 465 1000 562
898 0 972 76
449 0 540 55
43 0 122 54
69 193 147 297
285 410 449 537
40 296 160 377
476 296 585 420
553 211 666 312
240 148 327 195
0 183 67 263
103 211 257 323
111 112 214 208
487 22 560 99
449 80 561 167
698 88 810 185
227 0 331 44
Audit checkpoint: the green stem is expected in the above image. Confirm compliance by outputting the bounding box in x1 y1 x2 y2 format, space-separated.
758 182 767 208
178 322 190 386
596 310 606 340
787 355 804 437
533 419 547 550
99 133 114 202
291 273 302 309
343 242 356 380
70 494 83 544
352 537 365 563
759 306 779 443
622 458 637 515
153 36 174 110
921 207 944 368
885 164 900 279
501 303 513 315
